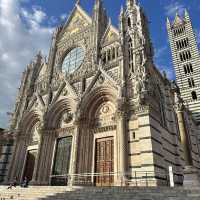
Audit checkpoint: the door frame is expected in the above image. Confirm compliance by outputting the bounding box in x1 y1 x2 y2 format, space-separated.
92 130 118 185
50 134 74 185
21 145 38 183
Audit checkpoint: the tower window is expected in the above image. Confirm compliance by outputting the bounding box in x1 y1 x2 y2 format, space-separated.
179 51 192 62
183 63 193 74
174 26 185 37
190 63 193 72
183 65 187 74
188 78 195 88
191 91 197 100
128 17 131 27
176 38 189 50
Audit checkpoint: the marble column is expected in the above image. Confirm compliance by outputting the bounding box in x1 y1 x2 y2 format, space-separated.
117 111 127 185
30 128 43 185
69 126 80 185
36 131 56 185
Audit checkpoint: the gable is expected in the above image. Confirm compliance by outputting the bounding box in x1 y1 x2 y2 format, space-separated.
61 5 92 37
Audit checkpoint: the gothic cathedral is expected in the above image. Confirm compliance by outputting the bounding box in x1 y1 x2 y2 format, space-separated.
5 0 200 186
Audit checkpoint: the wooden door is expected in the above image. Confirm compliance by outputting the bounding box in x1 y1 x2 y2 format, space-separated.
95 137 114 186
23 150 37 182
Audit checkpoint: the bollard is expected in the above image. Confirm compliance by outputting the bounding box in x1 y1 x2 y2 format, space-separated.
169 166 174 187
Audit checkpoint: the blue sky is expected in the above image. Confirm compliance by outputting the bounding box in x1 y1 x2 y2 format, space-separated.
0 0 200 128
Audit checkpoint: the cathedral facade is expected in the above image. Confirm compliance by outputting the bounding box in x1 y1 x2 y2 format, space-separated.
4 0 200 186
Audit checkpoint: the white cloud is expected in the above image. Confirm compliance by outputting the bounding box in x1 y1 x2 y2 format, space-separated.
21 6 47 27
0 0 55 128
60 13 67 21
195 29 200 46
154 46 167 59
164 1 185 17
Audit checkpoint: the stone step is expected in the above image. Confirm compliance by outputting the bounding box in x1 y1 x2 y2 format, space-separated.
0 186 200 200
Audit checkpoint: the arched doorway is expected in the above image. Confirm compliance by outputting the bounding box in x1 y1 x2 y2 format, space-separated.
45 99 77 186
7 111 41 184
94 102 115 186
22 122 40 182
80 87 118 186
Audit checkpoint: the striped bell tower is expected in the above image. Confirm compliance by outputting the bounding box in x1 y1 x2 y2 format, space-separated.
167 10 200 123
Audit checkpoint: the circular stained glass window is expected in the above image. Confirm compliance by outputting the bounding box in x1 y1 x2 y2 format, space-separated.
62 47 85 74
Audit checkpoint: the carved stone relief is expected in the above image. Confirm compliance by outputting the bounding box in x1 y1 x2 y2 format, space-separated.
60 111 74 128
95 102 116 127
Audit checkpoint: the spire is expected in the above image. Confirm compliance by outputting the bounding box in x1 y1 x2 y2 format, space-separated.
127 0 137 9
166 17 171 29
184 9 190 22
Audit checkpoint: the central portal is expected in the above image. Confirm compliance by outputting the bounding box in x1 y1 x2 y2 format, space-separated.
51 136 72 185
95 137 114 186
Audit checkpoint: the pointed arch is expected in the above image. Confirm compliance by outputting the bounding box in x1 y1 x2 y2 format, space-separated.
45 98 77 129
81 86 118 121
19 110 41 136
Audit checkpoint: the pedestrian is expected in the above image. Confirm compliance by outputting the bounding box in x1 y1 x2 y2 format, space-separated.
7 177 17 189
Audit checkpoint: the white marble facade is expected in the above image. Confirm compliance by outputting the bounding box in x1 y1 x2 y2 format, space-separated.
5 0 200 186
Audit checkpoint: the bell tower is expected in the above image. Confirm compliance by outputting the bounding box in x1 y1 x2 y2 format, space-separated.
167 10 200 122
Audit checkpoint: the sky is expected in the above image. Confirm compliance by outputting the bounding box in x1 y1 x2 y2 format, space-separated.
0 0 200 129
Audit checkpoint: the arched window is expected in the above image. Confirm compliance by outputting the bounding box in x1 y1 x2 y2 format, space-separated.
191 91 197 100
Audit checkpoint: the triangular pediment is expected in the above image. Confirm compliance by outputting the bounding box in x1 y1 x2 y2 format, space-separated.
61 4 92 36
26 94 45 112
83 67 120 98
51 80 79 105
